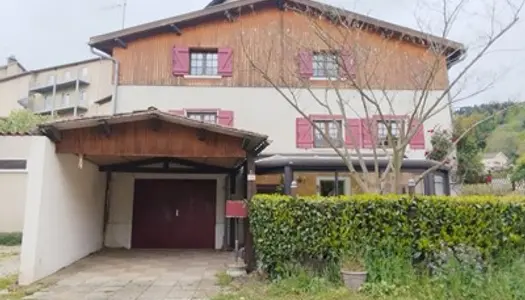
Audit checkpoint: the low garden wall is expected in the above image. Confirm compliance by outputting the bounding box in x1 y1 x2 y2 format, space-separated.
250 194 525 276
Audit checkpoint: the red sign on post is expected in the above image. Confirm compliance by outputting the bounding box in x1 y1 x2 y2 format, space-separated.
225 200 248 218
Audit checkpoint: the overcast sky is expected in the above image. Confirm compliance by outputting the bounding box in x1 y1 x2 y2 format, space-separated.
1 0 524 106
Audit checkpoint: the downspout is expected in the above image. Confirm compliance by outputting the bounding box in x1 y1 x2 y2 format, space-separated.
90 47 119 115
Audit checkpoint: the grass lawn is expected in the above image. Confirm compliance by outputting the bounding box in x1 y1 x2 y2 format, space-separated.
0 275 52 300
213 254 525 300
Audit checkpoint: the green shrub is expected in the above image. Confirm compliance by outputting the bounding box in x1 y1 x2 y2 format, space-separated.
249 194 525 277
0 232 22 246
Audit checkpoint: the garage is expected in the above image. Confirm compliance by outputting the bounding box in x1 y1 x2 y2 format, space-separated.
19 108 268 285
131 179 216 249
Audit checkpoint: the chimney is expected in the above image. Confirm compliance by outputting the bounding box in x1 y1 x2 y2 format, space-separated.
7 55 17 65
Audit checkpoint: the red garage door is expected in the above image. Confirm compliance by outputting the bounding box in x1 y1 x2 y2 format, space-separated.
131 179 216 249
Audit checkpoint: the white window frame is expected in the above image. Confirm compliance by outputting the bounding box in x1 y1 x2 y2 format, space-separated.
316 176 351 196
48 75 55 85
312 52 339 79
0 159 28 174
313 119 344 148
186 111 218 124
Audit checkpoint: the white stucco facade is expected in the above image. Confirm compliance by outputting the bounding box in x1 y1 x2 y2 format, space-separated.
0 136 33 233
116 86 452 158
19 137 105 285
104 173 229 251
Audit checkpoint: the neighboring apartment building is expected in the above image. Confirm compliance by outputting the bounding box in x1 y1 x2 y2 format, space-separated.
0 58 113 118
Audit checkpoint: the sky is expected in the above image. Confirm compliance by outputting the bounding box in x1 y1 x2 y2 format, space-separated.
0 0 524 106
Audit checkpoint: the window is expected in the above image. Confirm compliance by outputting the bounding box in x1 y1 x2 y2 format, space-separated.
64 71 71 80
48 75 55 85
314 120 343 148
0 160 27 171
317 176 350 196
377 120 401 147
190 50 218 76
81 67 88 77
187 112 217 124
62 93 70 107
80 90 87 105
313 52 339 78
44 95 53 110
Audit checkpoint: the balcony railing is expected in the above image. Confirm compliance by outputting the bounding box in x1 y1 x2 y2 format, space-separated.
24 94 89 116
29 74 90 94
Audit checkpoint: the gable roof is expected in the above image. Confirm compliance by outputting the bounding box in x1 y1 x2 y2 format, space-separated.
89 0 465 63
483 152 508 160
38 107 269 153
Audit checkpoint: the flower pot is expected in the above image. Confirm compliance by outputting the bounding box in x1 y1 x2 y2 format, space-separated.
341 270 367 290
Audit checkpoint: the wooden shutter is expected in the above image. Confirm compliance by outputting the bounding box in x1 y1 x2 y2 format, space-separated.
361 118 374 148
345 118 362 148
409 119 425 149
298 51 313 78
172 47 190 76
339 49 356 79
296 118 313 149
169 109 185 116
218 48 233 77
217 110 234 127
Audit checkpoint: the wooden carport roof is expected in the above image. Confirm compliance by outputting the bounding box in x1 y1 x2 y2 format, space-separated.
37 107 269 171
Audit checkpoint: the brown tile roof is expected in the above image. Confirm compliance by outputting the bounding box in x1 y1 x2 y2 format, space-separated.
89 0 464 60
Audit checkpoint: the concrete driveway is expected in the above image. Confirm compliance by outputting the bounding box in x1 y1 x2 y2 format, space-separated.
26 249 232 300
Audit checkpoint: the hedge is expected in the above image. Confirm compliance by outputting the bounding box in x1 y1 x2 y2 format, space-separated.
0 232 22 246
249 194 525 276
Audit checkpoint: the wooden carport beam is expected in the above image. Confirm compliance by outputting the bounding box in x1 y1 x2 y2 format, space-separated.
42 126 61 143
99 156 234 172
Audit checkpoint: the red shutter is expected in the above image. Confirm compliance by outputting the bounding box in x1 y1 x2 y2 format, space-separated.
296 118 313 149
345 118 362 148
339 49 356 79
298 51 313 78
169 109 185 116
217 110 234 127
361 118 374 148
409 119 425 149
172 47 190 76
218 48 233 77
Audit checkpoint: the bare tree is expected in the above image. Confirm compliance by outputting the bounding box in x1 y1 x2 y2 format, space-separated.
239 0 524 193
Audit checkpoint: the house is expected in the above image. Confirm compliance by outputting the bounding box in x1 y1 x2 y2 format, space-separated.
0 56 26 80
482 152 510 172
2 0 463 285
0 58 113 118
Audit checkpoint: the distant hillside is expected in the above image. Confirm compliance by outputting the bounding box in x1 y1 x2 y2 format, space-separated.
454 101 525 162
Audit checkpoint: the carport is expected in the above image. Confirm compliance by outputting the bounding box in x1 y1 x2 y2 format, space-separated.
19 108 268 285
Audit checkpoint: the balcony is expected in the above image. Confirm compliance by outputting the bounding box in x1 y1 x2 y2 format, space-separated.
25 95 88 116
29 76 90 94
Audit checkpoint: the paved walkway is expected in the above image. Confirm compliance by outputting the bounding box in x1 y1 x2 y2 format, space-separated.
25 249 232 300
0 246 20 277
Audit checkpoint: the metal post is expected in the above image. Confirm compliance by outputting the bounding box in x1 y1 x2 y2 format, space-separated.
74 70 80 117
51 74 57 117
284 165 293 195
244 152 257 272
291 180 298 198
334 171 339 196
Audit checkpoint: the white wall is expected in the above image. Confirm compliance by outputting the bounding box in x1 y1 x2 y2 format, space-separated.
19 137 105 285
105 173 228 250
0 136 33 232
117 86 452 158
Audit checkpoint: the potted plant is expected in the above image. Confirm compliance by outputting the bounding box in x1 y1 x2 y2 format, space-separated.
340 254 367 290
